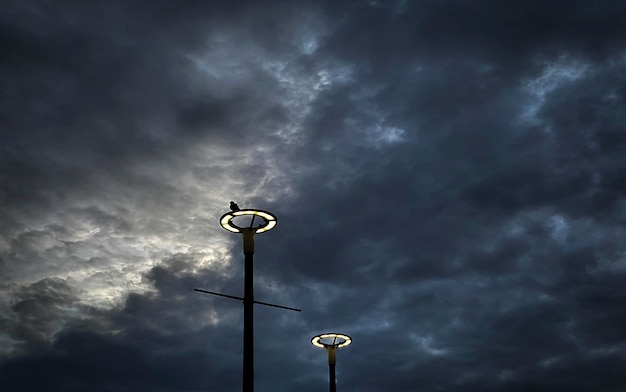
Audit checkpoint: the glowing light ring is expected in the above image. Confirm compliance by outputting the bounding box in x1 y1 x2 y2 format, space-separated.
220 209 278 234
311 333 352 349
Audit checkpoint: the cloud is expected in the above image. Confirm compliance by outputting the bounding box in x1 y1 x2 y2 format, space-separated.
2 0 626 391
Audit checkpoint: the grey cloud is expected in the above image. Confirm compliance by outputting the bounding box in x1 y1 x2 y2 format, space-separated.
3 0 626 391
4 278 84 349
0 328 241 392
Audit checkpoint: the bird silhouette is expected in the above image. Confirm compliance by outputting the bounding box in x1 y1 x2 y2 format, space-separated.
230 201 240 211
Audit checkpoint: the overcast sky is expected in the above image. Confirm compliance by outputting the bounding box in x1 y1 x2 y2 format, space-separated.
2 1 626 391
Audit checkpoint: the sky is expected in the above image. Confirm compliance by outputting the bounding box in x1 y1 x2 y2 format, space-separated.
2 1 626 391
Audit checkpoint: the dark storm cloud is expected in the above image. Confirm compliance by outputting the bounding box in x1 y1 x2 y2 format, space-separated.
259 1 626 390
0 253 304 391
0 0 310 216
322 0 626 78
2 0 626 391
270 0 626 278
0 327 242 392
5 278 79 345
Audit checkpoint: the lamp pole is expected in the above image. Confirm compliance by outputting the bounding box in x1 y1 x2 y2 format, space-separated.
195 208 300 392
242 228 254 392
328 345 337 392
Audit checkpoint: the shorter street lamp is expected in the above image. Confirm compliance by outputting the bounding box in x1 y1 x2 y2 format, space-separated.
311 333 352 392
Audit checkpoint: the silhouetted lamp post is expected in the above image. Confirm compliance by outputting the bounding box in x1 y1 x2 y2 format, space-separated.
311 333 352 392
195 208 300 392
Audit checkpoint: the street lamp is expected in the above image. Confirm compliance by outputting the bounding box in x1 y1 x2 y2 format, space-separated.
311 333 352 392
195 207 300 392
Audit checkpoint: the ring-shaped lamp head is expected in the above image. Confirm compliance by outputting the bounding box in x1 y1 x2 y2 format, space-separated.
311 333 352 349
220 209 278 234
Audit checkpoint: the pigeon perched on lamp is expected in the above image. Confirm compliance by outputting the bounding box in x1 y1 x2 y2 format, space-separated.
230 201 240 211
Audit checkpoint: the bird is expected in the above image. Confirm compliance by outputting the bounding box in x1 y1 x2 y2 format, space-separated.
230 201 240 211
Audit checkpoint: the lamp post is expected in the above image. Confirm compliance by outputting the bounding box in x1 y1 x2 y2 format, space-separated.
195 208 300 392
311 333 352 392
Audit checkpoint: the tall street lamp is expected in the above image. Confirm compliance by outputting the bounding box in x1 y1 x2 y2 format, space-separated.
196 207 300 392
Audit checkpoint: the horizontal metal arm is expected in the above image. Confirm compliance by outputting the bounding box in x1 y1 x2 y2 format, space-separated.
253 300 301 312
194 288 301 312
194 288 243 301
